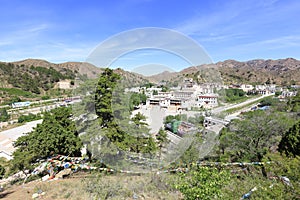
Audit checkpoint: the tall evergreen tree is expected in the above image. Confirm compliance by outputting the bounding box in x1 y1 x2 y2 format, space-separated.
95 68 120 128
279 120 300 157
93 68 157 155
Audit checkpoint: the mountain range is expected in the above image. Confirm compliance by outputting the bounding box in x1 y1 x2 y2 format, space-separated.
1 58 299 90
149 58 300 86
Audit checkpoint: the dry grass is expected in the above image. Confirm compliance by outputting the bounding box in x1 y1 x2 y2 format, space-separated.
1 172 183 200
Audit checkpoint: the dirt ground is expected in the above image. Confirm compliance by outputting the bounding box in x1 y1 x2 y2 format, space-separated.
0 178 88 200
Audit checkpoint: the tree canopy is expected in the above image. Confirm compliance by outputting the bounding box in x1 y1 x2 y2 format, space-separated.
218 110 295 161
279 120 300 157
12 107 82 171
95 68 121 128
129 92 147 110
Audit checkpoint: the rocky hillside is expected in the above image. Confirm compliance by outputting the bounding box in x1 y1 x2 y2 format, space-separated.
218 58 300 85
12 59 102 79
147 58 300 85
114 68 150 87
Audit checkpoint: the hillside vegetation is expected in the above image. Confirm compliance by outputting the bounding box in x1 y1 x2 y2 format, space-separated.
0 62 75 95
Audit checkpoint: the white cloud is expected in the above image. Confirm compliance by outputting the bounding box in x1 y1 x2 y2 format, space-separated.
24 24 49 34
0 23 49 46
235 35 300 50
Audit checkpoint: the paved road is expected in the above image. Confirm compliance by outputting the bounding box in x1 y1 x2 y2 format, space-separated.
10 104 60 115
132 105 204 134
0 119 43 160
211 93 274 114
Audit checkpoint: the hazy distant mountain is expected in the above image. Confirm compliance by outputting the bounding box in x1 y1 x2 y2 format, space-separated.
146 71 179 83
130 64 176 77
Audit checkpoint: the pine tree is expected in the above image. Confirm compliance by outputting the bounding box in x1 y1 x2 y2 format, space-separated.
279 121 300 157
12 107 82 171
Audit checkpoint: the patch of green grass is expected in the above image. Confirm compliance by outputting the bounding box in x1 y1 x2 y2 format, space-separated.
0 87 35 97
225 95 260 104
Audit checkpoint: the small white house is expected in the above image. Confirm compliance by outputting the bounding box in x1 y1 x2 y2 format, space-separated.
196 94 218 108
57 80 71 89
240 84 254 92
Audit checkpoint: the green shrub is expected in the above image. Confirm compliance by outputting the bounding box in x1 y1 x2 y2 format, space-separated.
174 166 230 200
18 113 42 123
41 95 50 100
0 108 10 122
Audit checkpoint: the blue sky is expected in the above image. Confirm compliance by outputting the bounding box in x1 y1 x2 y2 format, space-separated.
0 0 299 71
